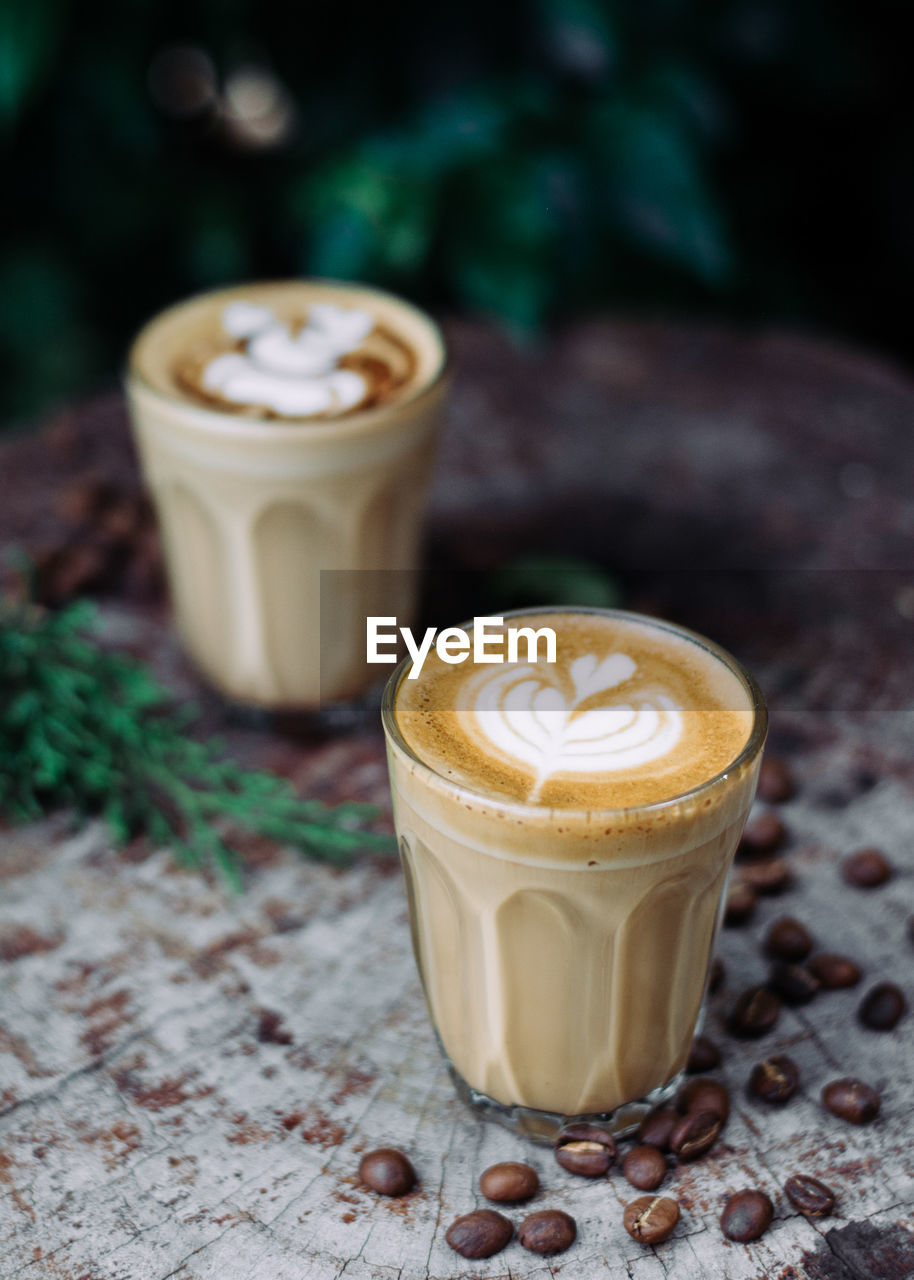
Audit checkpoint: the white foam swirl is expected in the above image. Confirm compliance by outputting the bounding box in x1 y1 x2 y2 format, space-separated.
465 653 682 798
201 302 374 416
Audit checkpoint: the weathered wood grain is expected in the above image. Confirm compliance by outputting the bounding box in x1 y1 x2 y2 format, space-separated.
2 320 914 1277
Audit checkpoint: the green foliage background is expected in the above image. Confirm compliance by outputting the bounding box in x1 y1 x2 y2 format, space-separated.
1 0 911 425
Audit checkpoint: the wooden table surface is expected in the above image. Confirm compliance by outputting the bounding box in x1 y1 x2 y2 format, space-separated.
1 320 913 1278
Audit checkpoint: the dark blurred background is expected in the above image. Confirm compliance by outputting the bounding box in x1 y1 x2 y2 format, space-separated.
2 0 912 428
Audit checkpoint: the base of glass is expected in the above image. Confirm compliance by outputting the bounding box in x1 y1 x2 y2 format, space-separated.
445 1060 685 1145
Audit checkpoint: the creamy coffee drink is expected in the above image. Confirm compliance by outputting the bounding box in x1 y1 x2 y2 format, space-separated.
383 610 766 1130
127 281 447 708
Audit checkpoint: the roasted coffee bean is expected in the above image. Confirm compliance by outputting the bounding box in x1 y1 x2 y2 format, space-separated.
725 881 757 926
809 953 862 989
479 1161 539 1202
739 811 786 855
821 1078 881 1124
358 1148 416 1196
670 1109 722 1162
842 848 893 888
748 1054 800 1104
637 1106 679 1151
623 1195 680 1245
445 1209 513 1259
554 1123 616 1176
709 956 726 993
765 917 814 962
517 1209 576 1255
728 986 781 1038
784 1174 836 1218
677 1076 731 1122
768 962 820 1006
720 1189 774 1242
740 857 792 895
858 982 906 1031
686 1035 722 1074
623 1145 668 1191
757 755 796 804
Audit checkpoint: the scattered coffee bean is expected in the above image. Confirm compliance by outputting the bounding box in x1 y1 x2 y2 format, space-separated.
637 1106 679 1151
809 953 862 989
686 1035 722 1074
623 1195 680 1245
842 848 893 888
757 755 796 804
554 1123 616 1176
623 1145 668 1191
725 881 757 926
740 857 792 894
677 1076 731 1122
517 1209 576 1255
748 1054 800 1104
858 982 906 1031
728 986 781 1038
768 962 820 1006
821 1078 881 1124
445 1209 513 1259
720 1189 774 1242
358 1148 416 1196
479 1161 539 1203
709 956 726 993
739 811 786 855
670 1109 722 1162
765 916 814 962
784 1174 836 1218
908 915 914 945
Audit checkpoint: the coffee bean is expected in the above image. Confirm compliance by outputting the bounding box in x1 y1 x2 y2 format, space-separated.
670 1109 722 1162
686 1035 722 1074
748 1054 800 1104
739 811 786 855
765 916 814 962
821 1078 881 1124
517 1209 576 1255
784 1174 836 1218
858 982 906 1031
842 848 893 888
358 1148 416 1196
809 953 862 989
728 986 781 1038
554 1123 616 1176
740 857 792 894
637 1106 679 1151
757 755 796 804
623 1195 680 1245
725 881 757 926
908 915 914 945
720 1189 774 1242
445 1209 513 1259
768 962 820 1006
623 1145 668 1191
677 1076 731 1122
709 956 726 993
479 1161 539 1203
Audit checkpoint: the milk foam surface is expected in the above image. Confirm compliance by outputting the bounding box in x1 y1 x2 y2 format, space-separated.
395 612 753 808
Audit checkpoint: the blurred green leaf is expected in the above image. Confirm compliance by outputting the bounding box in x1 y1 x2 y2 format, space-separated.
488 555 621 610
0 0 68 125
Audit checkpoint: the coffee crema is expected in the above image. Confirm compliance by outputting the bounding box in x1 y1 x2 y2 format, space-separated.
131 280 439 424
395 612 753 809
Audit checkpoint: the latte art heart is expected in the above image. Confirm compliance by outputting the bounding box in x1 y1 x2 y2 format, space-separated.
465 653 683 798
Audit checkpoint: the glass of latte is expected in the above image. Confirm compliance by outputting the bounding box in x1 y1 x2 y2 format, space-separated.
126 281 447 708
382 609 767 1141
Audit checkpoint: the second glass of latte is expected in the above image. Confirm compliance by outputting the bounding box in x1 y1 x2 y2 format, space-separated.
382 608 767 1140
127 280 447 709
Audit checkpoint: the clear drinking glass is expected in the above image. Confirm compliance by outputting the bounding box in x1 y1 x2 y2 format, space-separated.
381 607 767 1142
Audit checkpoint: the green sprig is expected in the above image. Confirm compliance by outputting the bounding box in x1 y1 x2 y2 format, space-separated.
0 598 394 890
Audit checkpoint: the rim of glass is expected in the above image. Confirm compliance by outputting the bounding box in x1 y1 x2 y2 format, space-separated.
124 277 449 441
381 606 768 820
